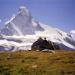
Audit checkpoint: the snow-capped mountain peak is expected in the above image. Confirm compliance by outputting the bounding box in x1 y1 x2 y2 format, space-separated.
1 6 45 36
18 6 30 16
0 6 75 51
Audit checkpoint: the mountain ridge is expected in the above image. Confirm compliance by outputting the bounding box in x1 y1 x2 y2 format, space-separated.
0 6 75 51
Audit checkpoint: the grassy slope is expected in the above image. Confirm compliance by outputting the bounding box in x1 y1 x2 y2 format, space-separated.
0 50 75 75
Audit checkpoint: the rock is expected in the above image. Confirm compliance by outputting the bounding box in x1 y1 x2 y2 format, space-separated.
48 50 55 53
42 49 49 52
31 37 60 51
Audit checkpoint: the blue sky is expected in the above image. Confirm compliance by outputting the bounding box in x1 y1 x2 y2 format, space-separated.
0 0 75 32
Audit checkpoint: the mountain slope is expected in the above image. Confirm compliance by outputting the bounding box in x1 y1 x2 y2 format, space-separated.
0 6 75 51
70 30 75 40
1 6 44 36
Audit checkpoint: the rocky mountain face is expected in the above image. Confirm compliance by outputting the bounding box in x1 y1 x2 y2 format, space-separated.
0 6 75 51
1 6 44 36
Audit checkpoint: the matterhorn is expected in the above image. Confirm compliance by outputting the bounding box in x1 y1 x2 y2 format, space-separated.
0 6 75 51
1 6 44 36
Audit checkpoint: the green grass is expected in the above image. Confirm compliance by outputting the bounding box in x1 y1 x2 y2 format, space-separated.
0 50 75 75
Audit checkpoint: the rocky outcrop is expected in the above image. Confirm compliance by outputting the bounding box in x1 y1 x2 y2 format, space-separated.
31 37 60 51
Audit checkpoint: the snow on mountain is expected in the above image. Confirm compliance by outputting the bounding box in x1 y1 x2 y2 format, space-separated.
0 6 75 51
70 30 75 34
70 30 75 40
1 6 44 36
